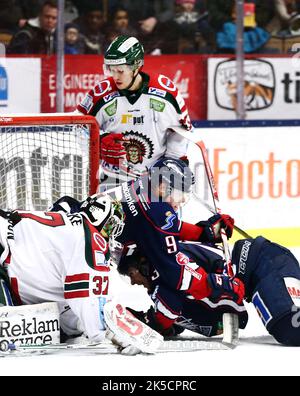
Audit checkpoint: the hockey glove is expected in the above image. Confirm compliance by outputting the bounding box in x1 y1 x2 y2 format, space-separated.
197 214 234 243
100 133 126 166
127 307 178 337
207 274 245 305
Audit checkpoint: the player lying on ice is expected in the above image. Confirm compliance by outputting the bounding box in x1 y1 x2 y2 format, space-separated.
117 237 300 347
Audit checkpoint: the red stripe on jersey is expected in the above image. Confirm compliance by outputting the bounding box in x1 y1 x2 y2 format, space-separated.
10 277 23 305
155 311 176 330
64 290 90 299
4 253 11 264
186 267 212 300
65 273 89 283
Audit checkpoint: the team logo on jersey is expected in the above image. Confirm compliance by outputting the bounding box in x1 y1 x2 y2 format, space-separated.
123 131 154 164
161 211 177 230
213 59 275 112
80 94 93 112
175 252 190 266
148 87 166 98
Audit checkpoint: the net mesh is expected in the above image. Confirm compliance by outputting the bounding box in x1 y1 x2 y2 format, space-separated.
0 124 92 211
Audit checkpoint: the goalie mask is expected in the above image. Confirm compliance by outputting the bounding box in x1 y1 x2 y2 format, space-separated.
80 195 125 250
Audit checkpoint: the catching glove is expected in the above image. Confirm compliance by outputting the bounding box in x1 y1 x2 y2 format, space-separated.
207 274 245 305
197 214 234 243
100 133 126 166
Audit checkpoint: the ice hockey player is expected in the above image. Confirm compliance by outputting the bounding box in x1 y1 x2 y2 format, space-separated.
52 157 243 314
118 242 248 338
76 35 192 189
119 237 300 346
0 197 129 346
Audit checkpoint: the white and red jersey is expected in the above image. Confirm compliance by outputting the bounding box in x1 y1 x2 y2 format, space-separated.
77 71 192 180
0 211 112 342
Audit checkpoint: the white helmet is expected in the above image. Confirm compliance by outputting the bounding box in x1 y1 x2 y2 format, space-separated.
80 195 125 249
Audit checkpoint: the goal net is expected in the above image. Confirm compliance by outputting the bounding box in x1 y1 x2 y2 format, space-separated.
0 114 99 211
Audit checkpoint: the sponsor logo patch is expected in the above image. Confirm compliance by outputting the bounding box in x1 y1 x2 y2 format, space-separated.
150 98 165 112
80 94 93 112
103 91 120 103
104 100 117 116
148 87 166 98
285 277 300 307
176 252 190 266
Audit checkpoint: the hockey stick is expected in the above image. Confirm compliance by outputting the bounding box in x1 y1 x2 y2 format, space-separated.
170 126 239 345
192 192 252 239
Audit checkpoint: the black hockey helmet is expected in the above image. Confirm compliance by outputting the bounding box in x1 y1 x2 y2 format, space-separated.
149 157 195 195
118 250 150 278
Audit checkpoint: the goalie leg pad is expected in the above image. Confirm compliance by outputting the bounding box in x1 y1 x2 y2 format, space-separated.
104 301 163 355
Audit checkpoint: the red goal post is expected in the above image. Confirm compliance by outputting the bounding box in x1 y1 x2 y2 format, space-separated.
0 113 100 211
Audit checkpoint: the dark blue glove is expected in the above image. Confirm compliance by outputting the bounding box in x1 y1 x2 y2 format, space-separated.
197 214 234 243
207 273 245 305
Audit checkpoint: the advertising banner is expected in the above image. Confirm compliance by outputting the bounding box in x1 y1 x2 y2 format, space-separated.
0 58 41 113
183 126 300 247
41 55 206 120
208 57 300 120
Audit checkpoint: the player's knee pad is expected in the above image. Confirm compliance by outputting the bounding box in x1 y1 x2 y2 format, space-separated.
270 311 300 346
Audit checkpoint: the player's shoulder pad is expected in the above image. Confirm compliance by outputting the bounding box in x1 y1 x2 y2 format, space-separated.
147 72 184 114
148 72 179 98
77 76 120 114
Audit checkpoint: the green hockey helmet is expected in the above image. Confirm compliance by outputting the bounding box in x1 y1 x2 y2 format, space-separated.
104 36 144 70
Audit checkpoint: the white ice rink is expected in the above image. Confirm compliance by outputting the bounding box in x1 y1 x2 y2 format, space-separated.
1 248 300 377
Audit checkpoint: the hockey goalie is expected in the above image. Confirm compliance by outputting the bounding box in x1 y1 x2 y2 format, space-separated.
0 196 162 355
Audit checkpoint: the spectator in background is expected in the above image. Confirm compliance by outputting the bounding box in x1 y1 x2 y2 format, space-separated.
0 1 23 34
64 22 85 54
265 0 300 35
72 3 105 54
16 0 45 24
173 0 214 53
7 0 58 54
208 0 271 53
108 8 138 37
